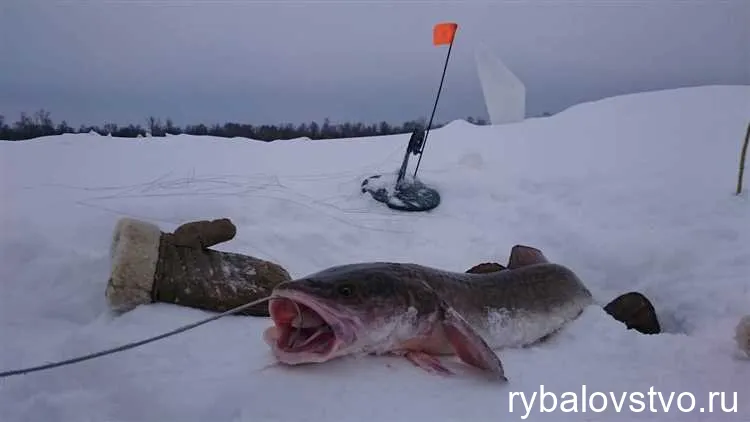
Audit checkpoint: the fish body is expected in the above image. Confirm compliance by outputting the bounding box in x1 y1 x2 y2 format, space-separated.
263 251 593 381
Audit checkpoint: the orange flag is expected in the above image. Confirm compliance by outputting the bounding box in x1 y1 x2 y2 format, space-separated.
433 22 458 46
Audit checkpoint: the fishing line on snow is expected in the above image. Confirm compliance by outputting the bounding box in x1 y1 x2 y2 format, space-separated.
0 296 273 379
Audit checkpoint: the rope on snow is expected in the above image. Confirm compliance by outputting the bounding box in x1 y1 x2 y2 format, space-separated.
0 296 272 379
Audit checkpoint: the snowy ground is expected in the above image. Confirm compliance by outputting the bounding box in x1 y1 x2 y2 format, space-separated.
1 85 749 421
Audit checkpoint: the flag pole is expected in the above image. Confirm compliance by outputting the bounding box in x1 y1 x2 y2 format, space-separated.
412 23 457 179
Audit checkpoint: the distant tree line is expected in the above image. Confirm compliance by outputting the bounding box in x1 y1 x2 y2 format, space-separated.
0 109 489 142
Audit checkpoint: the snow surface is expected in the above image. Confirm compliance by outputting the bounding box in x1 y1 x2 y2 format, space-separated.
1 85 750 421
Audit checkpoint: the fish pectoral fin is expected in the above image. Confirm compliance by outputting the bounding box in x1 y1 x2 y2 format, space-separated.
441 306 508 382
507 244 549 269
402 351 453 375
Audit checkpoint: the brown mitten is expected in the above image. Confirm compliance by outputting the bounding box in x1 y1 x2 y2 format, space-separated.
171 218 237 249
105 217 290 316
603 292 661 334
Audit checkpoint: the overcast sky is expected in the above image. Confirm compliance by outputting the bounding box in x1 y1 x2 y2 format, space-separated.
1 0 748 128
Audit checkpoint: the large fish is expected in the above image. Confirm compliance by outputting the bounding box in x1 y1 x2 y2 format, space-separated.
263 246 593 381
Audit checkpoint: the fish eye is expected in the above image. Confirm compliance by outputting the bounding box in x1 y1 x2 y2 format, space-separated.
337 284 354 297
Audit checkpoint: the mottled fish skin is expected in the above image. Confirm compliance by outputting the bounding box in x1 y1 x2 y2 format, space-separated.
266 260 593 380
294 262 593 349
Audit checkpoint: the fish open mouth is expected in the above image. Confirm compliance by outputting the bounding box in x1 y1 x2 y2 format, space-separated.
264 292 354 364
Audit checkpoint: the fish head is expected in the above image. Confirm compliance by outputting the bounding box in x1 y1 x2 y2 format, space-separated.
264 263 424 365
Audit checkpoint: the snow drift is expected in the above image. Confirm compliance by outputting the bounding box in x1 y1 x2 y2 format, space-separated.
1 85 749 421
